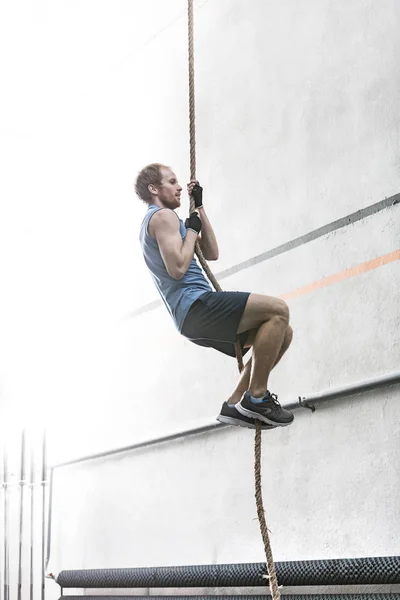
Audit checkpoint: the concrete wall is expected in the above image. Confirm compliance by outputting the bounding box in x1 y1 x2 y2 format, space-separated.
1 0 399 598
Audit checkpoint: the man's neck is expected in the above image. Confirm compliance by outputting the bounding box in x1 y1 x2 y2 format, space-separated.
151 198 166 208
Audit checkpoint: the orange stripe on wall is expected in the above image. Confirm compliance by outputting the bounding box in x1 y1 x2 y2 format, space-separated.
280 249 400 301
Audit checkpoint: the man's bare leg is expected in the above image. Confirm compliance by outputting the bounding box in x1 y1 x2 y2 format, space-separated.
237 294 290 396
226 357 252 406
217 294 294 428
227 325 293 405
270 324 293 368
229 294 294 426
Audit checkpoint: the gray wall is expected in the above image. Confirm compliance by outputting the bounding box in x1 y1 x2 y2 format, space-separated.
2 0 399 598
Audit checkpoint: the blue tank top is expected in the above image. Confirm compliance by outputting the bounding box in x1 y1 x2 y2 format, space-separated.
139 204 212 330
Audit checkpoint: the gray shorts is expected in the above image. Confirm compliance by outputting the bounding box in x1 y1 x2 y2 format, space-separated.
181 291 251 357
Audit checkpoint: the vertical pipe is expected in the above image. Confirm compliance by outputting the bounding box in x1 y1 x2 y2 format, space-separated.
45 467 53 574
17 430 26 600
41 431 47 600
3 445 9 600
29 441 35 600
0 445 3 600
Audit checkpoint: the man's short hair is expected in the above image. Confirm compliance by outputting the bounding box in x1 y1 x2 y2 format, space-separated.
135 163 168 204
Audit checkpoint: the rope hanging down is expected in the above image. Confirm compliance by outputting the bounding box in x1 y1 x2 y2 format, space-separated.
187 0 244 374
187 3 281 600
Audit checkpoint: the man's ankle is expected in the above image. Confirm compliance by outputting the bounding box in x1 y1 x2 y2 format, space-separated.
227 395 240 406
248 388 267 399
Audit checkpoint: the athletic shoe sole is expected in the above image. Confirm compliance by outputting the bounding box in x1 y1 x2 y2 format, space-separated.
217 414 256 429
236 401 293 427
216 414 274 430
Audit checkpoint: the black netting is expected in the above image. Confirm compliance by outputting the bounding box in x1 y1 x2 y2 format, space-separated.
56 556 400 588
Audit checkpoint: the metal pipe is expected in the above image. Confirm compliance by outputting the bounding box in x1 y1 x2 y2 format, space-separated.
45 466 53 576
41 431 47 600
52 370 400 469
3 444 9 600
284 371 400 410
0 445 3 600
29 440 35 600
17 430 26 600
53 421 226 469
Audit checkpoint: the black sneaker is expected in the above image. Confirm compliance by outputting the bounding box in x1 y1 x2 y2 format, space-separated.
216 402 276 430
236 391 294 427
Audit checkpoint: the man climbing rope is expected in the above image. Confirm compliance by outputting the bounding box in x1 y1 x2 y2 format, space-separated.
137 163 294 430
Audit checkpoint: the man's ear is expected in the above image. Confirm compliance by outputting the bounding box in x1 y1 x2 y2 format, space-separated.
148 183 158 197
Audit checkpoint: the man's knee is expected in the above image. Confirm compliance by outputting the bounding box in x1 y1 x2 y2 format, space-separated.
237 294 289 334
272 299 290 324
285 324 293 345
256 296 289 323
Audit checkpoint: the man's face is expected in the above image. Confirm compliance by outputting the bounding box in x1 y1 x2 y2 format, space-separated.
155 167 182 209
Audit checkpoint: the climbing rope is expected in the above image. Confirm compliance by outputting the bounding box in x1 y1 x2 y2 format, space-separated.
188 0 243 373
254 426 281 598
187 3 222 285
187 3 280 599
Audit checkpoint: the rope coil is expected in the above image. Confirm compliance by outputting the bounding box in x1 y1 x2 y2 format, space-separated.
187 2 280 599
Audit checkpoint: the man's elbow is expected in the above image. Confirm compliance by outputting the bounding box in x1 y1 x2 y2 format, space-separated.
204 250 219 261
171 271 185 280
168 265 185 280
200 242 219 261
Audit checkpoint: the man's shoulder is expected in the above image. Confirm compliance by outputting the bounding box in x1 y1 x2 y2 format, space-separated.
151 208 180 226
148 208 180 237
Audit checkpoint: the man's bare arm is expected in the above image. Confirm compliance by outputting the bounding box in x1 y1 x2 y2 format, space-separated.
198 208 219 260
187 181 219 261
150 209 198 280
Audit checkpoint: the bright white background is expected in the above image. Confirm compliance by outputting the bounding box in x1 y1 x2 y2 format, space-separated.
0 0 200 461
